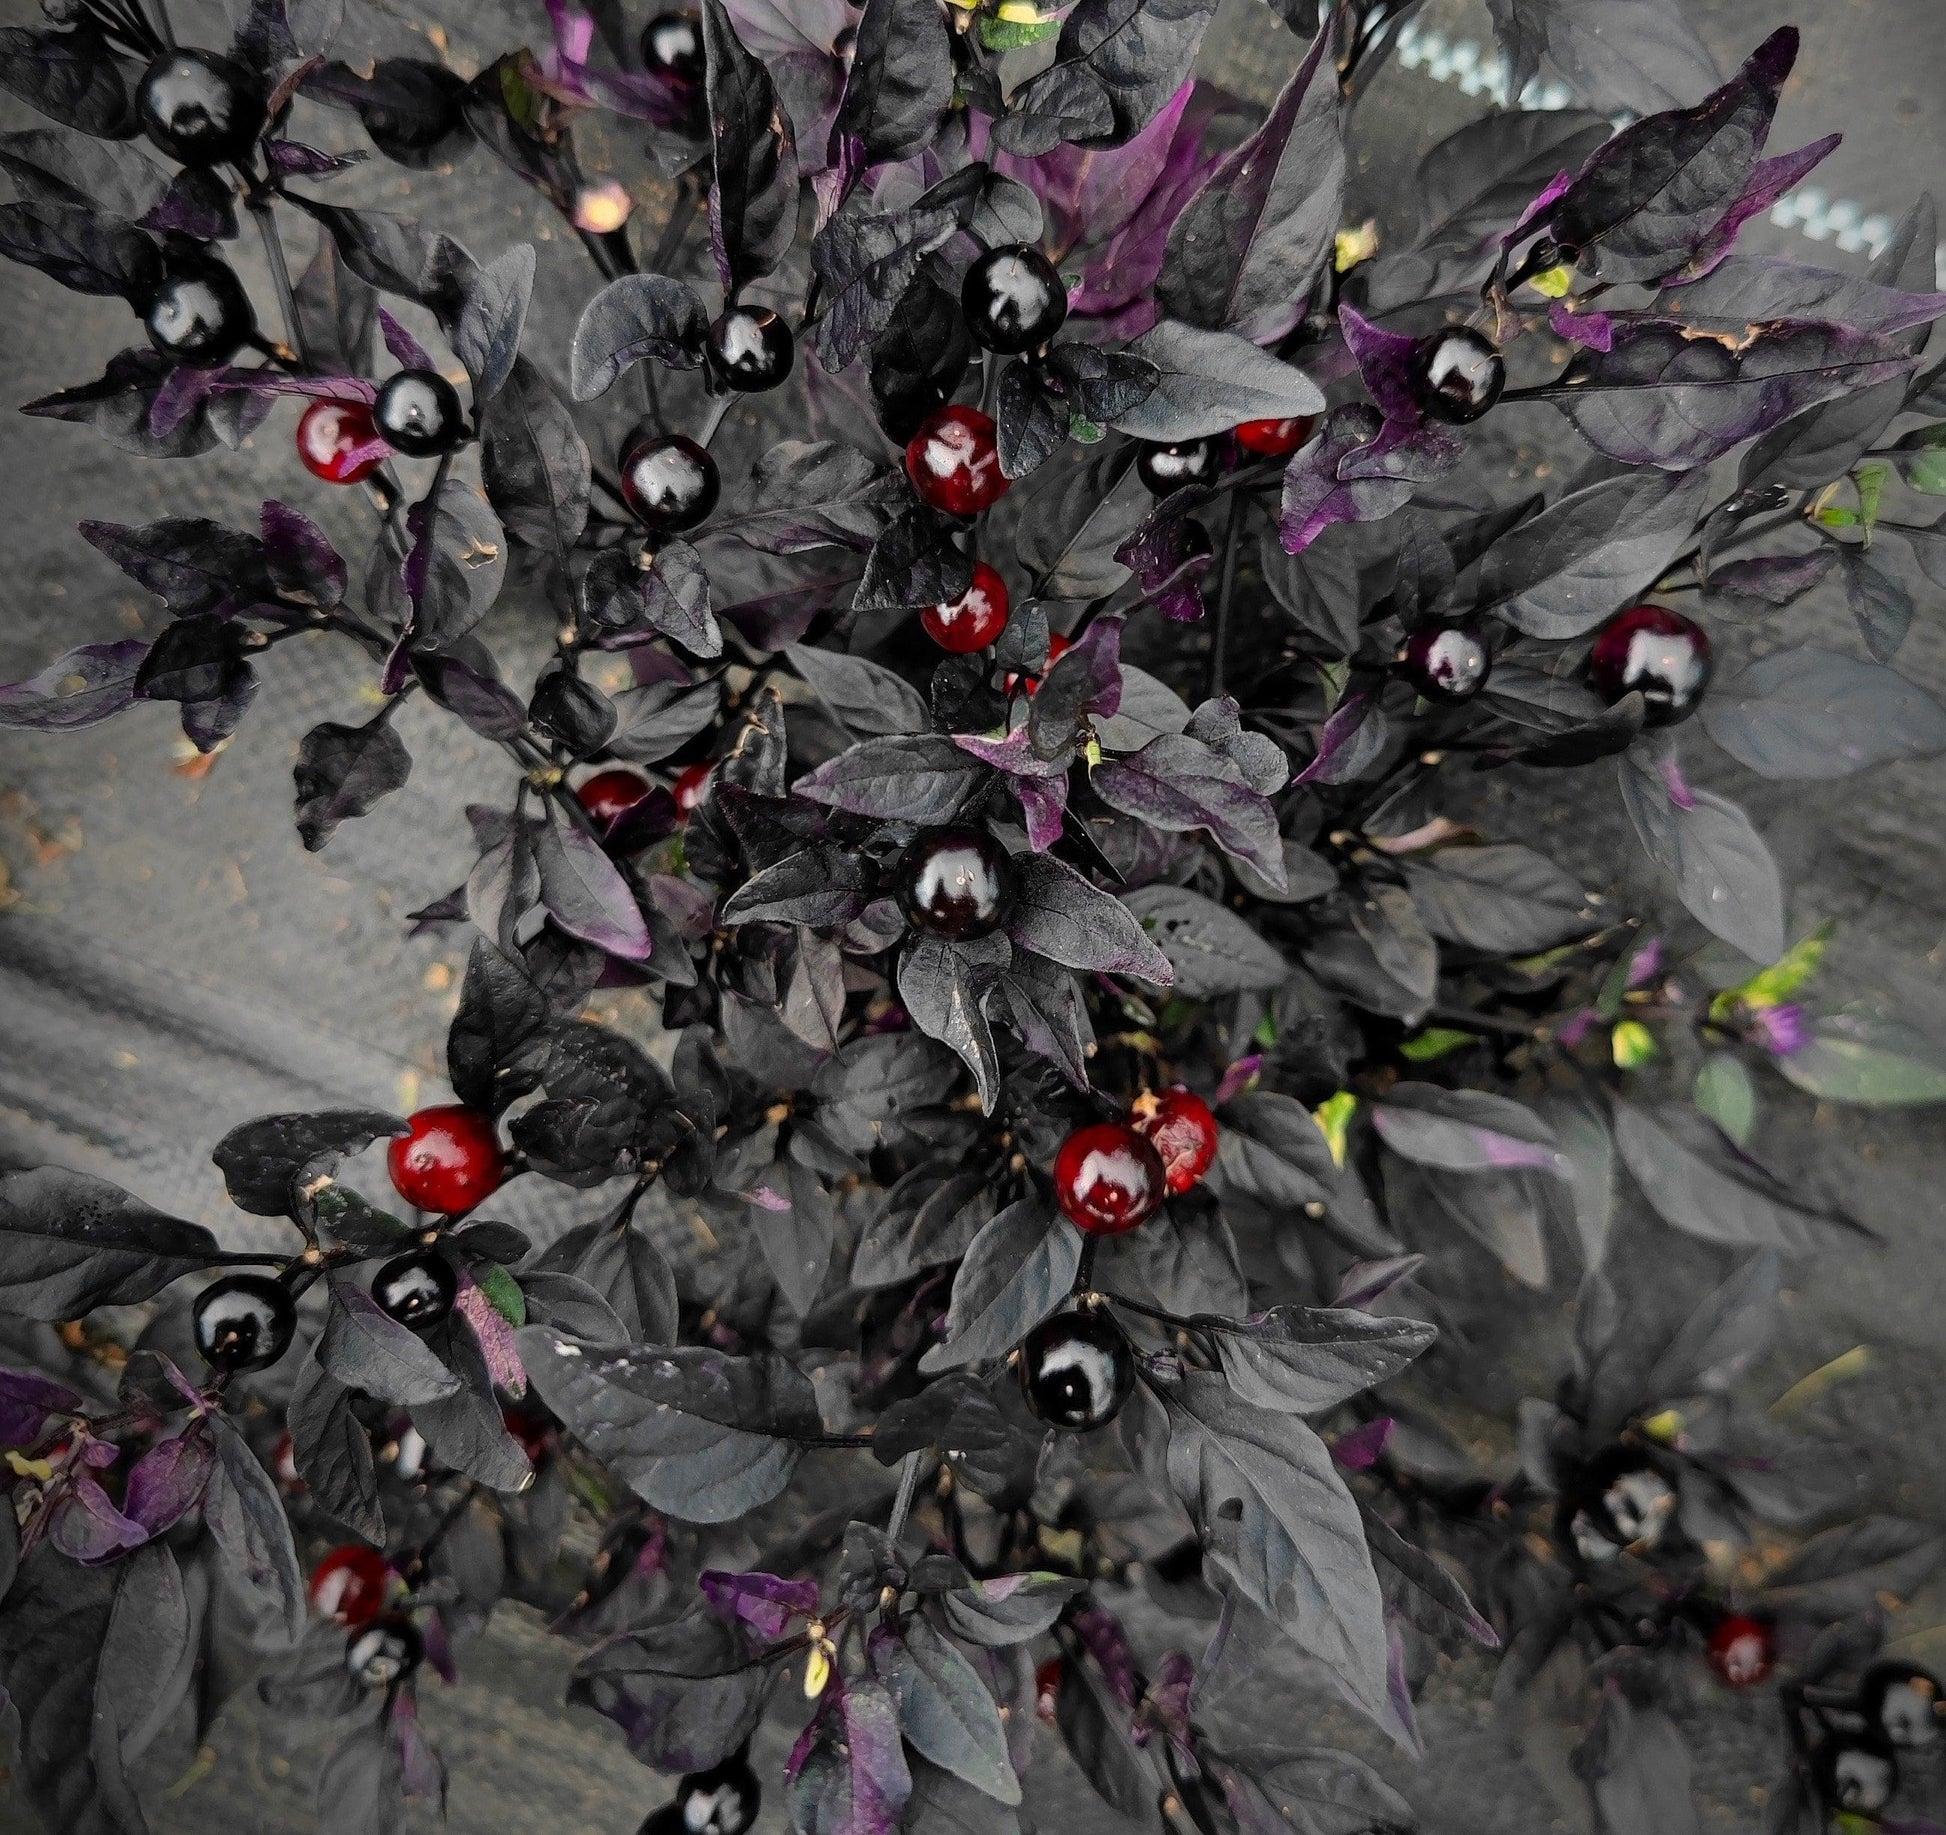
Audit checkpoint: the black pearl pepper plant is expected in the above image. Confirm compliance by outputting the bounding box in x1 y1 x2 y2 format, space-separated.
1 0 1946 1831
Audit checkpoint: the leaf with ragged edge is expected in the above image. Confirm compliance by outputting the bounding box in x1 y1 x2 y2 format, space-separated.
0 1166 222 1318
1372 1083 1570 1179
1003 852 1172 981
1120 884 1286 995
453 243 534 403
795 732 983 823
212 1109 406 1216
294 711 411 851
320 1278 465 1406
787 1673 913 1835
1610 1099 1865 1252
1664 255 1946 344
1541 28 1779 283
1164 1372 1389 1726
919 1196 1082 1372
1477 468 1710 637
1092 733 1285 885
569 273 708 398
1700 648 1946 779
1537 318 1915 471
1398 844 1595 954
872 1620 1020 1804
1617 748 1784 962
0 639 149 731
728 441 902 554
518 1327 822 1521
993 0 1220 158
1488 0 1718 119
1112 320 1324 442
900 936 1001 1113
809 201 959 371
702 0 799 296
479 356 591 566
1200 1307 1436 1416
569 1605 768 1773
535 820 652 960
1154 20 1338 342
203 1409 307 1640
833 0 952 164
786 641 928 736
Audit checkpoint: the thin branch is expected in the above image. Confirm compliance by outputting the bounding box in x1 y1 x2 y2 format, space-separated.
886 1448 925 1543
251 199 308 368
1208 494 1245 700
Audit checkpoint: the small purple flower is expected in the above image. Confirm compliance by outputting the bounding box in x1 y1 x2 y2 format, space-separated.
1750 1003 1808 1056
1625 938 1664 990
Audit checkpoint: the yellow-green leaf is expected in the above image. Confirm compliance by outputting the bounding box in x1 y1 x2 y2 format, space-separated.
1312 1091 1357 1169
1712 920 1833 1019
1610 1020 1655 1069
1400 1027 1476 1063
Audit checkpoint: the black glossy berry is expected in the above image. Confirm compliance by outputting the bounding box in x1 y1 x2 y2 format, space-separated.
1588 604 1712 727
1562 1445 1676 1563
641 12 706 86
145 262 254 368
1811 1732 1897 1815
347 1616 423 1689
620 431 721 535
136 49 266 168
706 306 795 393
1135 438 1220 495
659 1757 761 1835
1408 327 1504 425
371 1251 458 1330
894 826 1015 940
1860 1660 1943 1749
961 244 1067 355
1018 1310 1134 1430
1400 622 1491 704
374 369 467 457
192 1274 297 1373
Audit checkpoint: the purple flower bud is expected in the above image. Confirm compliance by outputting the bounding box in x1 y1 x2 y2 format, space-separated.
1751 1002 1808 1056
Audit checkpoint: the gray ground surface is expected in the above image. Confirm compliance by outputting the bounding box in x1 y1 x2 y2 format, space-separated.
1 0 1944 1830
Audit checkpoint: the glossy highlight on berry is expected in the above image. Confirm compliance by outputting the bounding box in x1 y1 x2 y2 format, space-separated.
192 1273 297 1373
388 1105 505 1215
1588 604 1712 726
904 405 1007 515
895 827 1015 939
621 431 720 534
961 245 1067 355
1133 1088 1219 1195
1017 1309 1134 1428
920 562 1010 653
296 399 389 484
1053 1122 1166 1235
1401 622 1492 704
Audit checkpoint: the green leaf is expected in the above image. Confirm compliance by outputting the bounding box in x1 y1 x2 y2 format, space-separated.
1610 1019 1655 1069
1711 919 1833 1019
1909 450 1946 495
977 13 1058 47
1399 1027 1476 1063
1694 1053 1757 1143
1854 462 1889 533
477 1261 526 1326
1312 1091 1356 1169
1595 932 1657 1019
1068 415 1104 444
1777 1015 1946 1106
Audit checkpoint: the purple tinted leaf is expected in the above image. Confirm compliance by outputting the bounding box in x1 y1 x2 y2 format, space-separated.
1662 255 1946 340
536 821 652 960
0 1369 79 1446
698 1568 820 1638
569 274 708 400
1072 1604 1139 1707
1337 307 1423 424
1029 613 1122 758
702 0 801 295
1372 1084 1571 1178
1699 648 1946 778
1548 299 1613 350
1540 318 1915 470
1093 733 1285 884
1293 691 1387 786
266 139 367 177
454 1267 526 1398
378 306 433 372
1704 549 1835 610
139 168 235 239
47 1473 149 1565
1114 319 1324 442
1334 1253 1425 1310
0 640 149 731
1673 133 1840 282
787 1674 912 1835
1280 407 1427 553
261 500 347 607
122 1429 213 1535
1004 851 1174 980
797 734 984 823
1116 512 1214 622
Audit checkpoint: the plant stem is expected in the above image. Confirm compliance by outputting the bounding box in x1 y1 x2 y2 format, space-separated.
698 392 733 451
1208 494 1244 700
251 198 307 369
886 1449 924 1543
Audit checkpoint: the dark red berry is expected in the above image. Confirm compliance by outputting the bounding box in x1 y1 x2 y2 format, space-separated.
1408 327 1504 424
136 49 266 167
672 761 714 818
577 767 652 826
297 399 389 484
641 12 706 86
1860 1661 1943 1748
388 1105 504 1215
621 431 720 535
1811 1733 1897 1814
375 369 466 457
895 827 1015 940
1588 604 1711 727
1401 622 1491 704
706 306 794 393
1004 630 1070 696
1034 1657 1063 1722
1053 1122 1166 1236
347 1616 422 1689
1133 1088 1219 1195
1017 1309 1134 1429
310 1546 393 1629
668 1757 761 1835
920 562 1010 653
1705 1614 1773 1689
961 245 1068 355
502 1404 555 1465
1135 438 1220 495
905 405 1007 516
1234 415 1316 457
192 1274 297 1373
146 261 254 368
371 1250 458 1330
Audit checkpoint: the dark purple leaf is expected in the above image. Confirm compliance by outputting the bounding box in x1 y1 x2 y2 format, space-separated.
212 1108 406 1216
854 507 974 611
0 197 160 299
1703 549 1836 610
1093 733 1285 883
570 1605 768 1773
1699 647 1946 778
1004 851 1172 979
0 639 150 731
1662 255 1946 341
454 243 535 403
536 820 653 960
1113 319 1324 442
727 441 903 553
0 25 136 139
122 1429 213 1535
0 1369 79 1447
1372 1083 1571 1178
1120 883 1285 995
1292 691 1387 786
995 358 1071 481
0 1167 221 1318
1337 306 1423 424
1486 0 1718 117
202 1409 307 1637
699 1568 820 1638
702 0 800 295
832 0 952 165
809 201 958 370
795 733 983 823
569 272 709 399
788 1673 913 1835
899 936 1001 1111
919 1196 1081 1373
480 356 591 565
